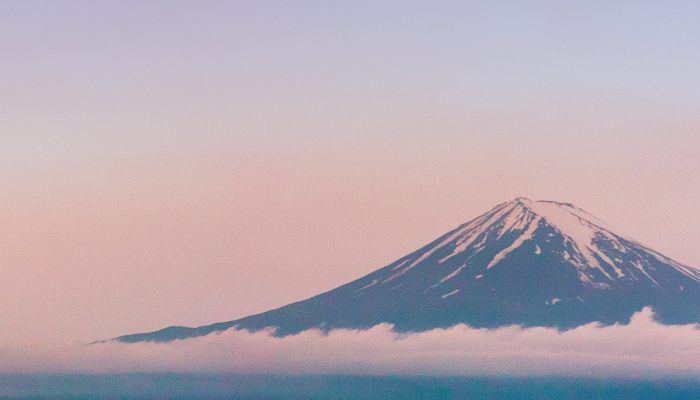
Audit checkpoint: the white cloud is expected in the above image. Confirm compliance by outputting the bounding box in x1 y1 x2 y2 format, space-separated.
2 308 700 377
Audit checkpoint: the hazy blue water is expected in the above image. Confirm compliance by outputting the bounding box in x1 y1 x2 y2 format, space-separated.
2 375 699 399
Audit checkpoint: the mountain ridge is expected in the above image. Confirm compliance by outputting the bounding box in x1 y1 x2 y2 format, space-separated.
109 198 700 343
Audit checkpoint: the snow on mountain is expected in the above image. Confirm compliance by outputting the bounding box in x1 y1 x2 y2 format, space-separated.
111 198 700 343
383 197 699 290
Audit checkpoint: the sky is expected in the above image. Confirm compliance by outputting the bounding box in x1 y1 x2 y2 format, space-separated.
1 0 699 350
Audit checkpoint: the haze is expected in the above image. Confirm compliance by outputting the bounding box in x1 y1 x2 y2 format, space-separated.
1 1 699 349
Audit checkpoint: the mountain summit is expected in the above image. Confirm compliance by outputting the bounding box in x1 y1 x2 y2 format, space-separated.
114 198 700 343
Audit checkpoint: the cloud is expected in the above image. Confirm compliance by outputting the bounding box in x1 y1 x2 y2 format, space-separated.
2 308 700 377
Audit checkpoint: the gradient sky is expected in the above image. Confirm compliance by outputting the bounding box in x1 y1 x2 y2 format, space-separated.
1 1 699 345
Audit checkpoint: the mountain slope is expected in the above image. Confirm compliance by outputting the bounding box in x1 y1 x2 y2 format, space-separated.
113 198 700 343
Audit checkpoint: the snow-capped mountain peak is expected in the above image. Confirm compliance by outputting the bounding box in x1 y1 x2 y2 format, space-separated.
381 198 699 291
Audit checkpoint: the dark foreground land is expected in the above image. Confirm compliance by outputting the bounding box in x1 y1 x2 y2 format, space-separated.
1 374 699 399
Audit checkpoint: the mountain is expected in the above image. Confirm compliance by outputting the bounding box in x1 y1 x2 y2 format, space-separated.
113 198 700 343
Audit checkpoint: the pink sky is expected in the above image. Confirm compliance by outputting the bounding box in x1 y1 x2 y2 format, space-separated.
1 1 699 347
2 142 698 345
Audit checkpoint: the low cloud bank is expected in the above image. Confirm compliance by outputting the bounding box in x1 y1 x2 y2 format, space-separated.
2 308 700 377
